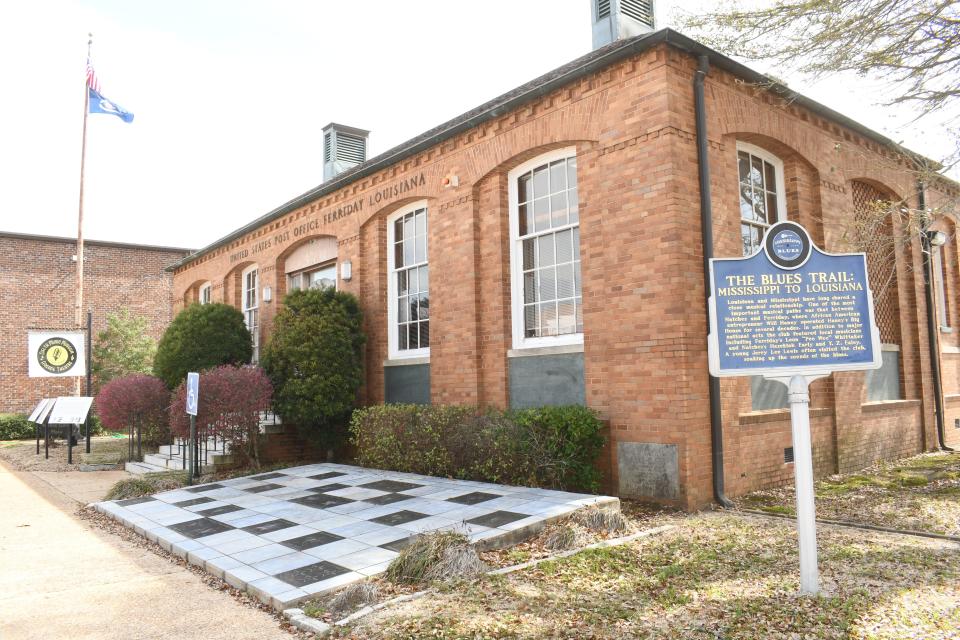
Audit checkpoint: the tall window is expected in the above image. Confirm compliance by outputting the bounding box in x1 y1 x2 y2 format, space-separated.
933 247 951 329
242 266 259 363
509 147 583 349
388 202 429 358
199 283 211 304
737 143 786 256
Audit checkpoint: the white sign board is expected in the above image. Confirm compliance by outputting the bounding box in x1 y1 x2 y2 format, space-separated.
27 331 86 378
47 397 94 425
27 399 52 423
186 372 199 416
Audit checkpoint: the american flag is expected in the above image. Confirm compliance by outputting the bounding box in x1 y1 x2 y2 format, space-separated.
85 58 100 93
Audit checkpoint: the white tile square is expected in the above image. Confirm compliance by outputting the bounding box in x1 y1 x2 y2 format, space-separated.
233 543 299 565
303 539 370 561
252 552 318 575
333 547 398 571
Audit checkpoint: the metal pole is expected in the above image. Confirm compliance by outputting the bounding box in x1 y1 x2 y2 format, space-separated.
67 425 73 464
788 374 819 595
75 34 92 397
136 416 142 461
85 310 93 450
44 419 49 460
188 414 196 485
36 421 40 455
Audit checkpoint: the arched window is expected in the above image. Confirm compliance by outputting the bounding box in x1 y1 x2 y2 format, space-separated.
198 282 212 304
508 147 582 349
387 201 429 359
737 142 787 256
285 237 338 292
242 264 260 363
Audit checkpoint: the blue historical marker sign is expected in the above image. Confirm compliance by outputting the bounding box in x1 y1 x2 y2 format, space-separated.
708 221 882 378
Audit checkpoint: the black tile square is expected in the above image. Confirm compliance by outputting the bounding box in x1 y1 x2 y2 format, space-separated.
169 517 234 539
465 510 528 528
184 483 225 493
307 483 349 494
370 510 428 526
198 504 244 517
275 561 350 588
360 480 423 493
117 496 156 506
281 531 344 551
291 493 354 510
364 492 414 506
250 472 287 480
244 483 284 494
174 497 216 508
380 536 413 552
446 492 500 506
241 519 297 535
308 472 347 481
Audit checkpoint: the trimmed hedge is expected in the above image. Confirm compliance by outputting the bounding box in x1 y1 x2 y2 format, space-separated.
0 414 34 440
350 404 605 492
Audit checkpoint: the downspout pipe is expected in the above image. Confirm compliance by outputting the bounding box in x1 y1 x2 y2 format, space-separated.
695 55 735 507
918 180 954 451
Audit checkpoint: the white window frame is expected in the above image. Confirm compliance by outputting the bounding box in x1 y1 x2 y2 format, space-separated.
387 200 430 360
288 261 338 292
508 146 583 350
933 246 951 329
242 264 259 363
198 282 212 305
736 142 788 256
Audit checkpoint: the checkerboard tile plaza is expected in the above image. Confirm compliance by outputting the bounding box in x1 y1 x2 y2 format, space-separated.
94 462 617 611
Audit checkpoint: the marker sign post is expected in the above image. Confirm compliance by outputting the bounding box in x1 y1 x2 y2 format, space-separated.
708 221 881 595
185 372 199 485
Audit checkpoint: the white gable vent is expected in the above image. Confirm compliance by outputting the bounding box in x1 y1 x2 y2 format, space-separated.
592 0 655 50
322 123 370 182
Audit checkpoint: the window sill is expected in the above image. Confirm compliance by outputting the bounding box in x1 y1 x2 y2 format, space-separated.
943 345 960 354
507 343 584 358
861 399 921 413
383 357 430 367
941 326 954 334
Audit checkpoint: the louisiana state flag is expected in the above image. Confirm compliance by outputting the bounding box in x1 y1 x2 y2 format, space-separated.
88 86 134 123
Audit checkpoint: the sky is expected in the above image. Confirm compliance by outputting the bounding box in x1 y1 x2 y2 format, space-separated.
0 0 956 250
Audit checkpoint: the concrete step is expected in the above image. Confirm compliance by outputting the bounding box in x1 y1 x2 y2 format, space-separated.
125 460 169 475
160 442 230 457
143 452 227 473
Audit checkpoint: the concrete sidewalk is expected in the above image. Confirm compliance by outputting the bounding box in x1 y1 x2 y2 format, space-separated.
0 461 293 640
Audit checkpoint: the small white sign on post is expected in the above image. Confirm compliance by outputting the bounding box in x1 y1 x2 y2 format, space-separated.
186 372 199 416
47 397 95 425
27 331 86 378
27 399 53 423
708 221 882 595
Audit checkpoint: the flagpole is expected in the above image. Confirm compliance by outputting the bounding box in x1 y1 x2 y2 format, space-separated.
75 33 91 397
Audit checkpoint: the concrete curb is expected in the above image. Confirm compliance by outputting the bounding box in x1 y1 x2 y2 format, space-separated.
280 523 677 637
737 508 960 543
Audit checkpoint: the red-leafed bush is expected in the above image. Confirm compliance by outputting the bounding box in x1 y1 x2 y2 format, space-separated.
169 365 273 467
95 374 171 447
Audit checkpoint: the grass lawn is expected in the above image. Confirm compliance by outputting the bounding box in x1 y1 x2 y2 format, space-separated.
335 514 960 639
738 452 960 536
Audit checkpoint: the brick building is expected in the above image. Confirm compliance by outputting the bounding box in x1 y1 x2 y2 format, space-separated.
1 231 191 414
167 16 960 508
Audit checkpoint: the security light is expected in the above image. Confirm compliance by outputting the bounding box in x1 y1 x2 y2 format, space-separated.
927 230 948 247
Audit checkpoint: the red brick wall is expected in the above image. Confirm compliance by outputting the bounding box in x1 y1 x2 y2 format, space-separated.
0 234 190 414
169 42 953 508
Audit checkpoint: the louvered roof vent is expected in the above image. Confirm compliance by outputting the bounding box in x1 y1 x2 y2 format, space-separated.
591 0 655 50
322 122 370 182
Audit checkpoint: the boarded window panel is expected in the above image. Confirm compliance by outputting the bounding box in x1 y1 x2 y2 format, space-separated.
852 181 901 345
865 351 902 401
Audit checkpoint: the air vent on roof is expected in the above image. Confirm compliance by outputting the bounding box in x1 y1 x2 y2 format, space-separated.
322 123 370 182
591 0 655 50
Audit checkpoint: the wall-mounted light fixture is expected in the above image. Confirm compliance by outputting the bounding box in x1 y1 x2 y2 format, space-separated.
262 286 273 303
340 260 352 281
927 230 948 247
441 174 459 188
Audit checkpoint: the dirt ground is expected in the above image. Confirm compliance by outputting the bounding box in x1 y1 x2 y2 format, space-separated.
0 435 132 472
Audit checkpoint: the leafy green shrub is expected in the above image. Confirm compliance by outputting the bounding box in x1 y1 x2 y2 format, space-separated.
261 288 365 452
92 308 157 387
350 404 605 492
0 414 34 440
153 303 252 389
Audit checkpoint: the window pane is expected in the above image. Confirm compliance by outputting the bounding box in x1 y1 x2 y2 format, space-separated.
398 270 408 296
404 215 414 243
558 299 576 334
398 295 408 322
398 324 408 350
539 266 557 301
404 237 414 266
567 156 577 188
556 229 573 264
750 156 764 188
539 302 558 336
524 271 536 304
576 298 583 332
418 294 429 319
740 184 756 222
551 192 568 227
556 263 575 299
549 160 567 192
394 241 404 269
753 193 767 225
573 228 580 260
419 265 429 293
533 197 550 232
766 192 779 222
415 209 426 237
415 234 426 263
538 234 555 266
574 264 582 297
738 152 750 184
408 267 419 295
524 304 539 338
395 218 404 243
518 172 531 203
408 323 419 349
409 296 419 321
519 203 530 236
741 224 760 256
764 161 776 193
419 320 430 347
522 238 536 271
568 186 579 224
532 166 548 198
